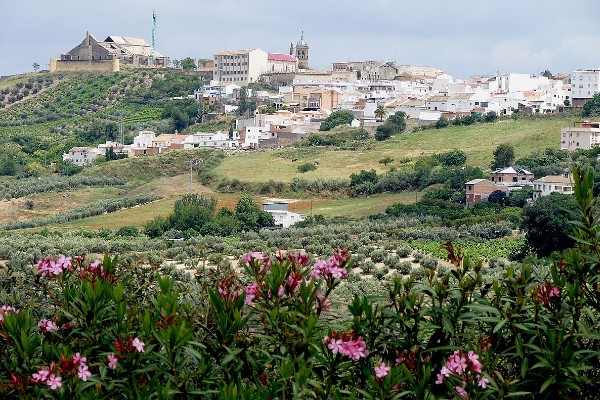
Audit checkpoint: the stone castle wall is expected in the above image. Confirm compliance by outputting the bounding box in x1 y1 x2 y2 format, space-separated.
49 58 119 73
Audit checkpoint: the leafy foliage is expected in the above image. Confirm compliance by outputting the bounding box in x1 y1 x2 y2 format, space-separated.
319 110 355 131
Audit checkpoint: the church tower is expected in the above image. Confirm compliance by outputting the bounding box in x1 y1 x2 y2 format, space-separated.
295 31 309 69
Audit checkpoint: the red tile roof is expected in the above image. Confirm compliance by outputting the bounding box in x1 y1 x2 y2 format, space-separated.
268 53 296 62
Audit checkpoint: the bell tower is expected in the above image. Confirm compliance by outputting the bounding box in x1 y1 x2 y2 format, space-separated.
295 31 309 69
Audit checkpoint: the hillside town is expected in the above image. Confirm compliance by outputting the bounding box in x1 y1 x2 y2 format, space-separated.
57 31 599 210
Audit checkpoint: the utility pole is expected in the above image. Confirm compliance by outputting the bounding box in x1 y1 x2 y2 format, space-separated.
119 113 124 145
151 10 157 67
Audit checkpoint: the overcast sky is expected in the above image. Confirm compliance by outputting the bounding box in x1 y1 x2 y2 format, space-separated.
2 0 599 79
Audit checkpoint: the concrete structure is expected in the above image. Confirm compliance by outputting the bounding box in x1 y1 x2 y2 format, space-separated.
183 131 240 149
490 166 534 184
425 93 475 112
267 53 297 73
133 131 157 148
285 87 340 111
332 61 397 81
532 175 574 200
263 202 306 228
497 73 549 93
213 48 268 85
62 147 102 166
561 121 600 151
465 179 508 205
571 69 600 107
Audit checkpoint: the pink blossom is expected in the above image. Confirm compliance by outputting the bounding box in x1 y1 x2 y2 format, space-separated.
47 374 62 390
448 351 468 374
467 351 483 373
374 362 391 378
242 251 264 264
77 364 92 381
315 291 330 311
38 319 59 332
245 282 261 305
327 338 344 354
435 373 445 385
478 375 490 389
73 352 87 365
0 305 18 321
455 386 468 399
132 337 145 353
57 255 73 271
107 353 118 369
32 367 50 383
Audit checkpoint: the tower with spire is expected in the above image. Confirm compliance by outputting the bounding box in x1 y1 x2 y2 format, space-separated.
294 31 309 69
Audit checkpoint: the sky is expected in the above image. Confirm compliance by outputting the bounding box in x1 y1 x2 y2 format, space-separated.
1 0 599 79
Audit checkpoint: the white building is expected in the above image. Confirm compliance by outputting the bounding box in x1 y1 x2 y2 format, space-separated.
571 69 600 107
213 48 268 85
133 131 156 148
425 93 475 112
561 122 600 151
497 73 549 93
532 175 574 200
263 202 306 228
62 147 102 166
267 53 297 73
183 131 240 149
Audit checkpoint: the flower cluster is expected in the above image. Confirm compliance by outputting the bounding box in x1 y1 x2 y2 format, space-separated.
113 336 145 355
532 282 561 308
78 258 117 284
37 255 73 276
323 331 369 361
32 352 92 390
37 319 59 334
311 248 349 281
435 350 489 399
217 280 244 303
0 305 18 321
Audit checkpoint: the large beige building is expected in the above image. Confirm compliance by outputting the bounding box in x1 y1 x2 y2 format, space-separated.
571 69 600 107
212 49 268 86
560 121 600 151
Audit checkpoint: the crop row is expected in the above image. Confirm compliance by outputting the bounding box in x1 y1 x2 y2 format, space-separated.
0 175 127 199
0 194 160 231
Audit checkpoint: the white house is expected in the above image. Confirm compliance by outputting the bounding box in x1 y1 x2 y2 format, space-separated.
133 131 156 147
263 202 306 228
426 93 475 112
183 131 240 149
242 126 277 148
497 73 549 93
532 175 574 200
213 48 268 85
62 147 103 166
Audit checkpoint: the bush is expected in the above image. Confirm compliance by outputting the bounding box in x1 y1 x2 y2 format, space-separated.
297 162 317 173
397 260 413 274
396 245 412 258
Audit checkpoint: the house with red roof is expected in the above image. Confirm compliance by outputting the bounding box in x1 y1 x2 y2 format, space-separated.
267 53 298 74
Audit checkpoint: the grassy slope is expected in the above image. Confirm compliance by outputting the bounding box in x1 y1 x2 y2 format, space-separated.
212 117 569 182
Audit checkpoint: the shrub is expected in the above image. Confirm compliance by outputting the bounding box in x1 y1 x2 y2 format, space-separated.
370 249 387 263
397 260 413 274
396 245 412 258
297 162 317 173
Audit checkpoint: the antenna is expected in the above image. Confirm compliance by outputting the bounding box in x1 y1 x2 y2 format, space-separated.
119 113 124 145
151 10 157 67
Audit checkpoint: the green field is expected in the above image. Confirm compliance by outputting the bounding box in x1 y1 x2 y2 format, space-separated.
213 117 570 183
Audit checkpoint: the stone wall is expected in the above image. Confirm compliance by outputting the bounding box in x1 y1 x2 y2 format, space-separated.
50 59 119 73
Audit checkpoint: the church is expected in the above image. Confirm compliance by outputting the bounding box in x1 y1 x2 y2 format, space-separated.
289 32 309 69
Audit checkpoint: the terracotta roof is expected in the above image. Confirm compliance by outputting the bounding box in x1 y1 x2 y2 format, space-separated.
268 53 296 62
534 175 572 184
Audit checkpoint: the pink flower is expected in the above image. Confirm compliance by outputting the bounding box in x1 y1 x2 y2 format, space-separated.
47 374 62 390
435 373 445 385
57 255 72 271
32 367 50 383
0 305 18 321
455 386 468 399
245 282 261 305
242 252 264 264
73 352 87 365
467 351 483 373
107 353 118 369
478 375 490 389
374 362 390 378
277 285 285 298
448 351 468 374
77 364 92 381
132 337 145 353
38 319 59 332
327 339 344 354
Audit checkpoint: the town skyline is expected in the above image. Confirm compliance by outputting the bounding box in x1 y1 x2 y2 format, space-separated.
2 0 600 79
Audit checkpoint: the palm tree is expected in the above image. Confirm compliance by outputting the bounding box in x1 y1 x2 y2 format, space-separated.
374 105 387 122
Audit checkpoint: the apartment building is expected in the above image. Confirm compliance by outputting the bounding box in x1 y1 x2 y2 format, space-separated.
213 49 268 85
560 121 600 151
571 69 600 107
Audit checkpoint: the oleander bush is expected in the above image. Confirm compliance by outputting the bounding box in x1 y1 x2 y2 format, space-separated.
0 166 599 398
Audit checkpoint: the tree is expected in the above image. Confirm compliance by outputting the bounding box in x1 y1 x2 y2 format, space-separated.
319 110 355 131
563 99 571 107
491 143 515 170
438 149 467 167
180 57 197 71
168 194 217 234
235 195 274 232
520 193 578 257
582 93 600 117
483 111 498 123
374 124 393 141
378 157 394 166
374 105 387 121
487 190 507 206
540 70 553 79
435 116 450 129
32 62 40 73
